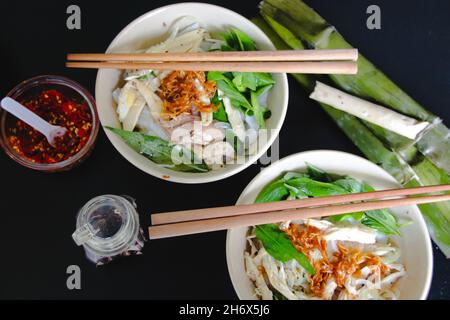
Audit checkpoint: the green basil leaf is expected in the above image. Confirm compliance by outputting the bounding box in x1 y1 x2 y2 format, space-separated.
283 172 308 181
217 80 253 110
220 44 234 51
362 208 401 236
360 183 402 235
207 71 228 81
333 177 364 193
250 91 266 129
251 84 274 128
362 211 401 236
106 127 210 173
285 176 348 197
306 164 333 182
232 72 257 92
232 28 257 51
328 212 365 222
213 102 228 122
255 179 290 203
284 183 308 199
207 72 253 111
211 92 228 122
256 224 315 275
253 72 275 89
231 72 275 92
221 28 257 51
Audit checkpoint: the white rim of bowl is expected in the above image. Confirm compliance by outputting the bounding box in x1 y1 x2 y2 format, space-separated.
95 2 289 184
226 150 433 300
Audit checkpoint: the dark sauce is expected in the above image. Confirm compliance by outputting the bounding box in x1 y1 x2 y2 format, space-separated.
89 206 124 239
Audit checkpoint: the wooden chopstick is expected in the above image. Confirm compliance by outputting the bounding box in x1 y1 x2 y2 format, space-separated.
66 61 358 74
151 184 450 225
148 185 450 240
67 49 359 62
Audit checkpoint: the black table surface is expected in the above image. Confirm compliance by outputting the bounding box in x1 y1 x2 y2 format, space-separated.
1 0 449 300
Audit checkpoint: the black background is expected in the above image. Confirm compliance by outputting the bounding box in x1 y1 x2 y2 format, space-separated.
0 0 449 299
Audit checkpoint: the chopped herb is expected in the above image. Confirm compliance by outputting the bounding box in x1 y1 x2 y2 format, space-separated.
138 71 157 80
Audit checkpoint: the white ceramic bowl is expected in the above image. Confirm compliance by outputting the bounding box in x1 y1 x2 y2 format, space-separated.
95 3 289 183
226 150 433 300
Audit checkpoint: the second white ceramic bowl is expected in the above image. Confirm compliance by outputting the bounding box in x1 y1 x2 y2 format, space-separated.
95 3 289 183
226 150 433 300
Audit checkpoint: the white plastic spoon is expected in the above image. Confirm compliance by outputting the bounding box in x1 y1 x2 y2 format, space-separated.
1 97 68 147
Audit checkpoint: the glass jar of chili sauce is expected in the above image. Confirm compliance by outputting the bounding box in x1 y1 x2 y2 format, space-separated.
0 75 99 171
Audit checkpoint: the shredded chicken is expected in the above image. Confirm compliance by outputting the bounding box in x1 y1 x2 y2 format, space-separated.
310 243 389 298
246 221 405 300
287 224 391 299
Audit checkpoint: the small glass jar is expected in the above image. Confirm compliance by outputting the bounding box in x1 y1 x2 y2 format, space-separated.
72 195 145 265
0 75 99 172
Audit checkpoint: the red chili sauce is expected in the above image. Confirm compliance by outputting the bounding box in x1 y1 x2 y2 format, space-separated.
6 90 93 164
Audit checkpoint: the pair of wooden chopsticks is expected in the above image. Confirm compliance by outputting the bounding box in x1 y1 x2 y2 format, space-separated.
66 49 358 74
148 184 450 239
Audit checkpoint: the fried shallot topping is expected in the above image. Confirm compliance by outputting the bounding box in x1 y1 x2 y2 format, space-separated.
285 223 390 299
285 224 328 262
158 70 217 119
